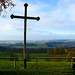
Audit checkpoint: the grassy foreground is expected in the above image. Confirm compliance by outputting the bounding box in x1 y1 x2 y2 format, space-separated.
0 53 74 74
0 68 73 75
0 61 74 75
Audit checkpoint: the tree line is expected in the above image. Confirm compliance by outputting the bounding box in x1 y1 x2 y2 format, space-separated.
0 46 75 54
0 46 53 53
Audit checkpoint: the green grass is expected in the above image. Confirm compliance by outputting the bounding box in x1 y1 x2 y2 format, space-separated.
13 46 23 48
0 68 73 75
0 60 71 69
0 52 10 57
30 53 50 57
0 61 74 75
0 52 73 74
13 43 46 48
0 52 68 62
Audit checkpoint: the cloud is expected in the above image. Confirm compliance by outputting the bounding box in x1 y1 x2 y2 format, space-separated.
26 0 75 35
2 0 75 29
0 18 23 30
28 27 52 34
1 0 75 40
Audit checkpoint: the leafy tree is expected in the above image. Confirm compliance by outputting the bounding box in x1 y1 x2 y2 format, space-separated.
0 0 15 16
58 47 65 54
71 48 75 52
47 49 49 54
65 48 68 53
53 47 59 54
66 52 75 62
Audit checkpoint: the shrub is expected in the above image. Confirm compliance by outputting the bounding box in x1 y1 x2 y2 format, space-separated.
53 47 59 54
47 49 49 54
51 55 61 62
66 52 75 62
58 47 66 54
65 49 68 53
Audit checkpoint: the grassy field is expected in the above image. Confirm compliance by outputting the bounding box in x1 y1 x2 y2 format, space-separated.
0 52 67 61
13 43 46 48
30 53 67 57
0 68 73 75
0 52 74 75
0 60 74 75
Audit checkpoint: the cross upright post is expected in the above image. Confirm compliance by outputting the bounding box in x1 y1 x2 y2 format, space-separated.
10 3 40 69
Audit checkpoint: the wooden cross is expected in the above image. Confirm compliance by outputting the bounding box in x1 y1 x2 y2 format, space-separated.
10 3 40 68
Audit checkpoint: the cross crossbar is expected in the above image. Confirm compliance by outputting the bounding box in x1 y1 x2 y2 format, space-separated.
11 14 40 21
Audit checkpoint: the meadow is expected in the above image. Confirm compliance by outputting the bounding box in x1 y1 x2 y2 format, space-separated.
12 43 46 48
0 61 73 75
0 52 74 75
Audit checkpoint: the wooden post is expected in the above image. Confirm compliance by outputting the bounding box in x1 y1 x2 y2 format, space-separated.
36 58 38 68
14 58 16 69
71 58 73 68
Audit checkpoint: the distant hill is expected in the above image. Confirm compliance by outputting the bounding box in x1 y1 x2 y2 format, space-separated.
0 39 75 48
46 41 75 48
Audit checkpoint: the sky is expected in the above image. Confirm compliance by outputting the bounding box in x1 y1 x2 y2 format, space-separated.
0 0 75 40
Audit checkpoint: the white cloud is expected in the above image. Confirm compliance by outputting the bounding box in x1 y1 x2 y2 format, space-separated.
1 0 75 29
0 18 23 30
28 0 75 29
1 0 75 40
0 24 14 30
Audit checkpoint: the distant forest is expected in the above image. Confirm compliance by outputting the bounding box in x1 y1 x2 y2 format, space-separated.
46 41 75 47
0 40 75 53
0 46 50 53
0 43 37 48
0 41 75 48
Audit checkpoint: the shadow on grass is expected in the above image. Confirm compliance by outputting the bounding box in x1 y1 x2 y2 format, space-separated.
0 69 74 75
0 71 17 75
0 71 32 75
